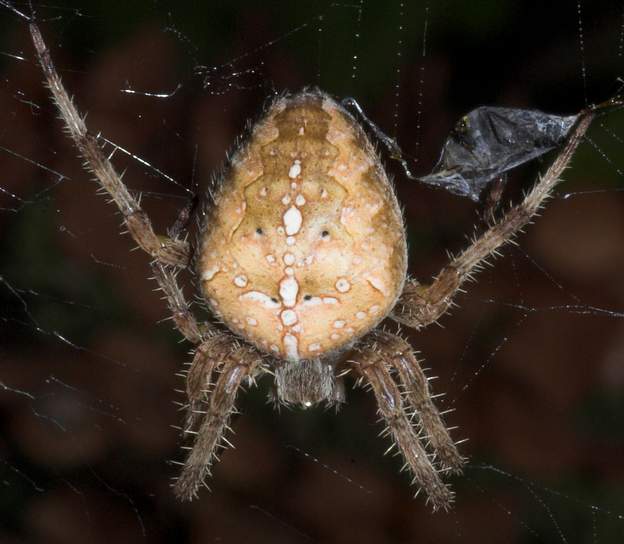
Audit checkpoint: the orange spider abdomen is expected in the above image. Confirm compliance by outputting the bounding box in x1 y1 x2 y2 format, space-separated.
198 90 407 361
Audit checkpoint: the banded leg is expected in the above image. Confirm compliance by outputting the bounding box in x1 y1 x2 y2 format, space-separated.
182 332 237 431
392 111 595 330
373 331 464 472
151 262 262 497
351 342 454 511
174 341 262 501
29 22 190 267
151 263 204 344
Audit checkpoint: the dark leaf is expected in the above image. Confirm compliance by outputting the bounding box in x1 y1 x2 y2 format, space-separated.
419 107 579 201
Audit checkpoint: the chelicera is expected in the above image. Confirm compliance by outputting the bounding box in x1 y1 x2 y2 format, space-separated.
22 10 598 510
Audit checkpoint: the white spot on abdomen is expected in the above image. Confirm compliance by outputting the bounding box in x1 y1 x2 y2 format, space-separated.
234 275 248 288
335 278 351 293
279 276 299 307
201 265 219 281
367 276 387 295
283 334 299 360
280 309 298 326
240 291 281 309
288 159 302 179
283 206 303 235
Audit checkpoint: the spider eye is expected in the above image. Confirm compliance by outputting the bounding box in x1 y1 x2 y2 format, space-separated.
303 295 312 301
271 297 278 303
255 227 263 235
321 230 330 238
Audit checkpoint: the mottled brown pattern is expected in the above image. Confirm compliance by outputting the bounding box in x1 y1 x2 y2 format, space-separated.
198 90 406 361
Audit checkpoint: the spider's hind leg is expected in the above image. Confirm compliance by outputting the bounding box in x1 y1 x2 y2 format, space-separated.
350 337 455 511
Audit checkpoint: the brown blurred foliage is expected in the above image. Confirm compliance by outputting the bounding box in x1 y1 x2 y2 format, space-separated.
0 1 623 543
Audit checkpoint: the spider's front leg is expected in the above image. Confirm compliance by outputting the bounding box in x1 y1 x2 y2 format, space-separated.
392 110 595 330
174 338 263 501
350 337 455 511
29 22 190 268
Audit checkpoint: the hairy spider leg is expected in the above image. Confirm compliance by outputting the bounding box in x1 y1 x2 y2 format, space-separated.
372 331 464 472
351 339 455 511
392 112 595 330
174 345 262 500
27 19 268 502
182 332 241 431
29 22 190 268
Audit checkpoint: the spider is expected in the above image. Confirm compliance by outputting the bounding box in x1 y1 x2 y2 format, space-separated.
22 12 598 511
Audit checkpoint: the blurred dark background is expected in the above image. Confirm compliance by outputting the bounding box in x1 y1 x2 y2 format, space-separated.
1 1 624 542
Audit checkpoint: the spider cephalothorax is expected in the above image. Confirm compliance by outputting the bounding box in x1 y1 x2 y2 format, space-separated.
23 9 598 511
